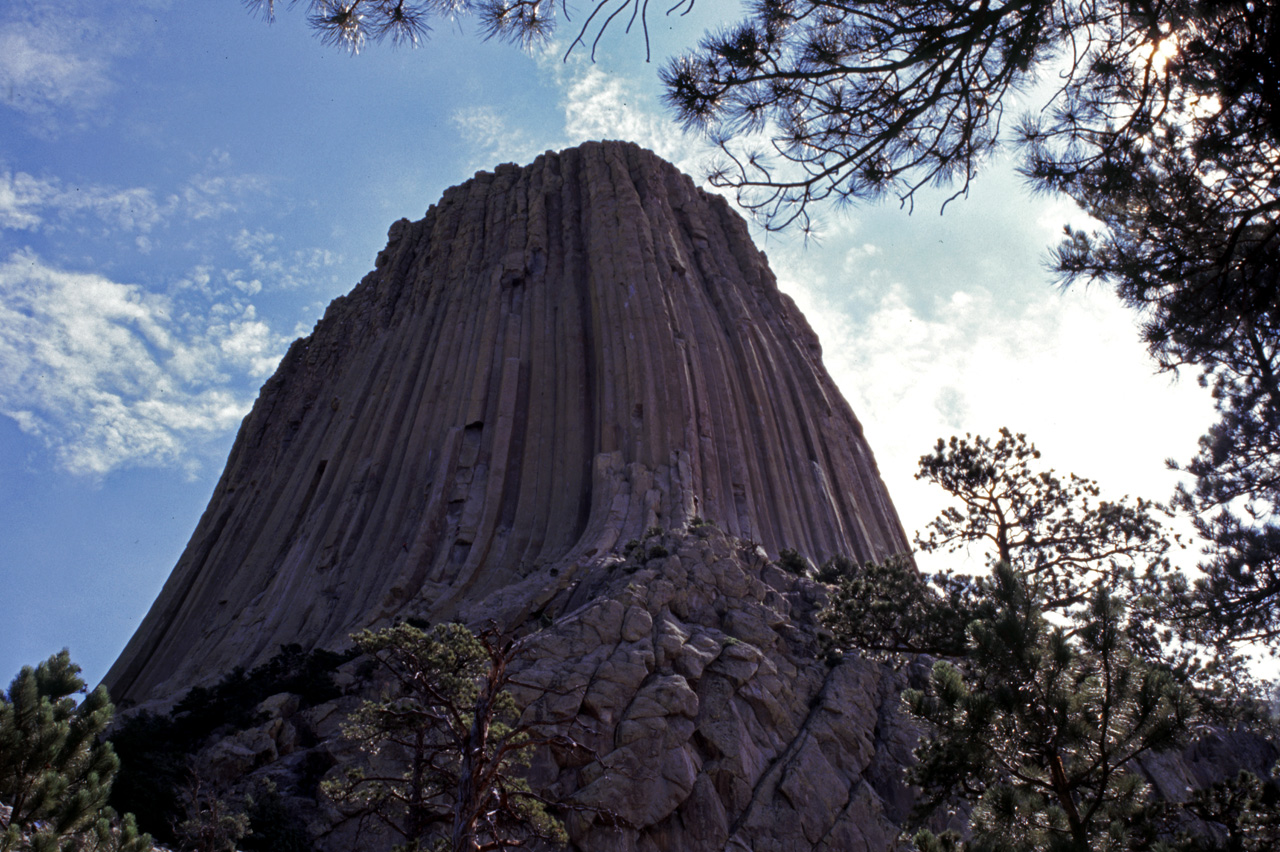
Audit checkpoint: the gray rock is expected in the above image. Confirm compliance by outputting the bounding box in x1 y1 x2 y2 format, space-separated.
105 142 923 851
104 141 911 711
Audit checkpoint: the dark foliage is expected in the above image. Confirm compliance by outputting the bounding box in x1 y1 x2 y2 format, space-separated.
241 782 312 852
168 643 350 735
824 431 1274 850
823 430 1189 667
1033 0 1280 654
245 0 697 59
776 547 812 576
1171 329 1280 648
0 651 151 852
663 0 1045 230
324 623 582 852
822 554 990 657
1173 770 1280 851
906 565 1195 851
104 712 189 847
173 775 250 852
662 0 1278 239
814 553 855 583
108 644 351 844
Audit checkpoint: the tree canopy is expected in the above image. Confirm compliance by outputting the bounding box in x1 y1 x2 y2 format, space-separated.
823 432 1274 851
324 622 576 852
0 652 151 852
824 430 1183 659
662 0 1277 230
243 0 698 58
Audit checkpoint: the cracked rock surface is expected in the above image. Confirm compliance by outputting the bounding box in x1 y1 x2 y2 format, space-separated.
178 525 922 852
505 525 919 852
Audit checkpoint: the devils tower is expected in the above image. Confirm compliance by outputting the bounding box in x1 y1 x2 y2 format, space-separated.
104 141 920 850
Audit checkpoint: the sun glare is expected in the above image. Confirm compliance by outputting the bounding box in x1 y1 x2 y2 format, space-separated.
1136 34 1180 75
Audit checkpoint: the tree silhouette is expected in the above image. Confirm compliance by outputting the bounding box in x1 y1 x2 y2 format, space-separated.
244 0 697 58
324 622 585 852
824 432 1271 851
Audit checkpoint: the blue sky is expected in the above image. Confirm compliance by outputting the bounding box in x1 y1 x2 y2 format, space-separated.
0 0 1216 690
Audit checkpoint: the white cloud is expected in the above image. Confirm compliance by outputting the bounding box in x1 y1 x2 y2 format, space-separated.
450 106 535 169
228 228 342 290
0 250 290 476
0 171 44 230
559 65 711 176
452 62 718 183
780 269 1216 555
0 156 270 241
0 0 170 133
0 22 113 123
0 168 163 233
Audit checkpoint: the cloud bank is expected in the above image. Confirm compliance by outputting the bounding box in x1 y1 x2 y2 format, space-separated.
781 273 1215 541
0 250 288 476
0 154 269 241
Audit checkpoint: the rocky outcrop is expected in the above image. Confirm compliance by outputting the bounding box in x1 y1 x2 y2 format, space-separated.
504 525 919 852
178 524 921 852
105 140 911 709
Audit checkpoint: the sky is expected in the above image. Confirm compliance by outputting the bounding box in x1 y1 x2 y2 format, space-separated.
0 0 1219 691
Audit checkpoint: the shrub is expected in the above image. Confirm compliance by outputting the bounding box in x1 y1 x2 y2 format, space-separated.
815 555 857 584
777 548 811 577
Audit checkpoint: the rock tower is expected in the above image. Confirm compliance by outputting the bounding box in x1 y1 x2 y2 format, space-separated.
105 141 920 851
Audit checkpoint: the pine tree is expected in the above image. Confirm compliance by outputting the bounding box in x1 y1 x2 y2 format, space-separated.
172 774 250 852
0 651 151 852
905 564 1193 852
244 0 685 57
823 431 1266 851
324 622 577 852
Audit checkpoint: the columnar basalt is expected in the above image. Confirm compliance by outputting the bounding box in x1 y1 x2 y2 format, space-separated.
106 141 910 709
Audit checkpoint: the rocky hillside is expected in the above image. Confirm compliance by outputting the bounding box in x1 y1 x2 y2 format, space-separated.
178 525 921 852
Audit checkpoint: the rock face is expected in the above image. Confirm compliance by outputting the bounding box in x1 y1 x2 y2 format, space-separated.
103 140 924 851
497 525 921 852
168 524 924 852
105 140 910 709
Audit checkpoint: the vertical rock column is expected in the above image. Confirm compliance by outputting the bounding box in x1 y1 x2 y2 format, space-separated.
105 140 910 708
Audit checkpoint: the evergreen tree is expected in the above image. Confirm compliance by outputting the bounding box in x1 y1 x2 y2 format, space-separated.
172 775 250 852
825 430 1182 660
823 431 1266 851
324 622 575 852
905 564 1194 852
1169 327 1280 651
243 0 689 57
0 651 151 852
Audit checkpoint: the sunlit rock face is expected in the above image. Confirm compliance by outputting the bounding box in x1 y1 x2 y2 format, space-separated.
106 140 910 709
